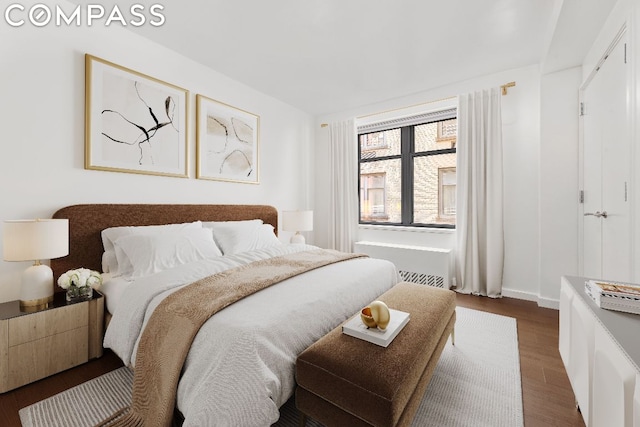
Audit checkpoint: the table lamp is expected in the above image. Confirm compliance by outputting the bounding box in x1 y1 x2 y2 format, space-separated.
3 219 69 309
282 210 313 244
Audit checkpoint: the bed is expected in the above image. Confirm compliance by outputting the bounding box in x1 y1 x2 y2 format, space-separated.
50 204 399 426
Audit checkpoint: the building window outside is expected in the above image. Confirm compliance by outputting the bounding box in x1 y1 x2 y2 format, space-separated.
358 117 457 228
436 119 457 146
438 168 456 219
360 173 388 220
362 132 387 151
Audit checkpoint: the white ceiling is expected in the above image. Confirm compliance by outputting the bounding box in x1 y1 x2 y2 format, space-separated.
111 0 616 115
542 0 619 74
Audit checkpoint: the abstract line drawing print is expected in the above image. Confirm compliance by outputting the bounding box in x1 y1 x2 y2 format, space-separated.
101 74 179 168
85 54 188 178
197 95 259 184
206 115 253 176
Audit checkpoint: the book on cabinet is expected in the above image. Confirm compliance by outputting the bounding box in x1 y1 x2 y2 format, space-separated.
585 279 640 315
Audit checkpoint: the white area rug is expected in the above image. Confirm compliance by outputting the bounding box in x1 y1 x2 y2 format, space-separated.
20 307 522 427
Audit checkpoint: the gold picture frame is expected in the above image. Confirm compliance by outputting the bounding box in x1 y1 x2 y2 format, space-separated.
85 54 189 178
196 94 259 184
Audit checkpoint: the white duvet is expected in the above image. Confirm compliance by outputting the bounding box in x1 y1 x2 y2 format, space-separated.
103 244 398 426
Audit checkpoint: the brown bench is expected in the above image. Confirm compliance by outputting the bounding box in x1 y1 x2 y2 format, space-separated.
295 282 456 427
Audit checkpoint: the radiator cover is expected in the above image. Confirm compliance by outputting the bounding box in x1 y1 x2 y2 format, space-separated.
354 241 451 289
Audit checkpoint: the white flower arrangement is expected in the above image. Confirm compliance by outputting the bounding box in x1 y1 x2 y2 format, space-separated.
58 268 102 290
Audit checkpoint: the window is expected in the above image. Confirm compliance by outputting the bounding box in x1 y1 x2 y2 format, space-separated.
436 120 457 145
358 113 457 228
438 168 456 219
361 132 388 152
360 173 387 220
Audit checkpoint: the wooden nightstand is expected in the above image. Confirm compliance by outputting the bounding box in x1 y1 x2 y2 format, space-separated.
0 290 104 393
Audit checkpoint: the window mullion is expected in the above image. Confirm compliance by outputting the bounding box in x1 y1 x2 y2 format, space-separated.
401 126 413 226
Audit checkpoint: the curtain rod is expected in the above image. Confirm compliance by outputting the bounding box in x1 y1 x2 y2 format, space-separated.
501 81 516 95
320 81 516 127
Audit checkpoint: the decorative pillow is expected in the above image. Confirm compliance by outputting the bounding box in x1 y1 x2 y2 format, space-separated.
203 220 281 255
101 221 202 276
113 228 222 279
101 250 118 273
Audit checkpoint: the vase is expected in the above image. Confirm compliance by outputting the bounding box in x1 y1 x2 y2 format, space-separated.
66 285 93 303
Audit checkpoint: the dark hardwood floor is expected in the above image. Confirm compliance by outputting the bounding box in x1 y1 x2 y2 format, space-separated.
0 294 584 426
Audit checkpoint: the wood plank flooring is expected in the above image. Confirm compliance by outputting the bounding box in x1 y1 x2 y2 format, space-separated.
0 294 584 426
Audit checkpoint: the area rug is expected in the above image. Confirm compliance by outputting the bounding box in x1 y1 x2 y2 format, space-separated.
20 307 522 427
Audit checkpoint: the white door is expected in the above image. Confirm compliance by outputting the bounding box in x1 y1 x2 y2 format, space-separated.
581 32 631 282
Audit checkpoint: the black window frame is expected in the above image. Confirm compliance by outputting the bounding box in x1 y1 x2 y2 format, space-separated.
358 117 457 229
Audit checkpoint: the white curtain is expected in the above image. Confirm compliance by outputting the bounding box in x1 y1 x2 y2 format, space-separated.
455 88 504 297
328 119 359 252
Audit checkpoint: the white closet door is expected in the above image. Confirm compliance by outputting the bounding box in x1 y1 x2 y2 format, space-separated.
581 31 631 281
582 66 603 279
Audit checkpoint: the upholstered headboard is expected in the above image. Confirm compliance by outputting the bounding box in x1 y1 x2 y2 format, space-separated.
50 204 278 283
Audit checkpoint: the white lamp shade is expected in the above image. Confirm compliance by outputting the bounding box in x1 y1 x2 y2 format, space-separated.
282 210 313 232
3 219 69 262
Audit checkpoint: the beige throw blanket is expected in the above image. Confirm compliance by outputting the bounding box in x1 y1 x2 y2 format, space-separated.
99 249 365 427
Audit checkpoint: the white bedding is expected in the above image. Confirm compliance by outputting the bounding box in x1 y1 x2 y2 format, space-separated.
103 244 398 426
98 273 131 315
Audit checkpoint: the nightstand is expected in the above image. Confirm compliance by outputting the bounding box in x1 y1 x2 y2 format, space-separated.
0 290 104 393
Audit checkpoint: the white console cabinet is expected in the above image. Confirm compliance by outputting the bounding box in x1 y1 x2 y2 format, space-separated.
560 276 640 427
634 373 640 427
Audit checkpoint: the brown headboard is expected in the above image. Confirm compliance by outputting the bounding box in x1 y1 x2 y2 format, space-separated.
50 204 278 281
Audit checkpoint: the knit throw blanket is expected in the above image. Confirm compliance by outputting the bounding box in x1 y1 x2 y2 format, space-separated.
97 249 366 427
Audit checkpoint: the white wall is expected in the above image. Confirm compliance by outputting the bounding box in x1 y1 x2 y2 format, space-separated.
539 66 582 308
315 65 542 301
0 2 314 303
583 0 633 83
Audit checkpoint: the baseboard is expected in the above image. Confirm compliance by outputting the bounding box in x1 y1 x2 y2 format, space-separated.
537 296 560 310
501 287 559 310
501 287 537 302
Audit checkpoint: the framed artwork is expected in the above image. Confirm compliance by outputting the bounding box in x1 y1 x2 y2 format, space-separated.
196 94 259 184
85 54 189 178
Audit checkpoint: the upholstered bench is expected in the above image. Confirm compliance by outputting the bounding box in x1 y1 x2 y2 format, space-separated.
295 282 456 427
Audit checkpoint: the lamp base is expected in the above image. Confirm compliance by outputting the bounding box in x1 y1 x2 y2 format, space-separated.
20 264 54 310
290 233 306 244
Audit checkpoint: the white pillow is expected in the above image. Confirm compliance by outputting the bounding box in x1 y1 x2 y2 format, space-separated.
101 221 202 275
204 220 281 255
255 224 282 249
203 219 262 255
101 250 118 273
113 228 222 279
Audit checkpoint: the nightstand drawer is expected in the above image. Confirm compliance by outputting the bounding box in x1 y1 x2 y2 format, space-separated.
7 326 89 390
0 292 103 393
8 303 88 346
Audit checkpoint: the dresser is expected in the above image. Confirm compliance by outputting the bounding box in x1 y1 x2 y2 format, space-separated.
0 290 104 393
559 276 640 426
